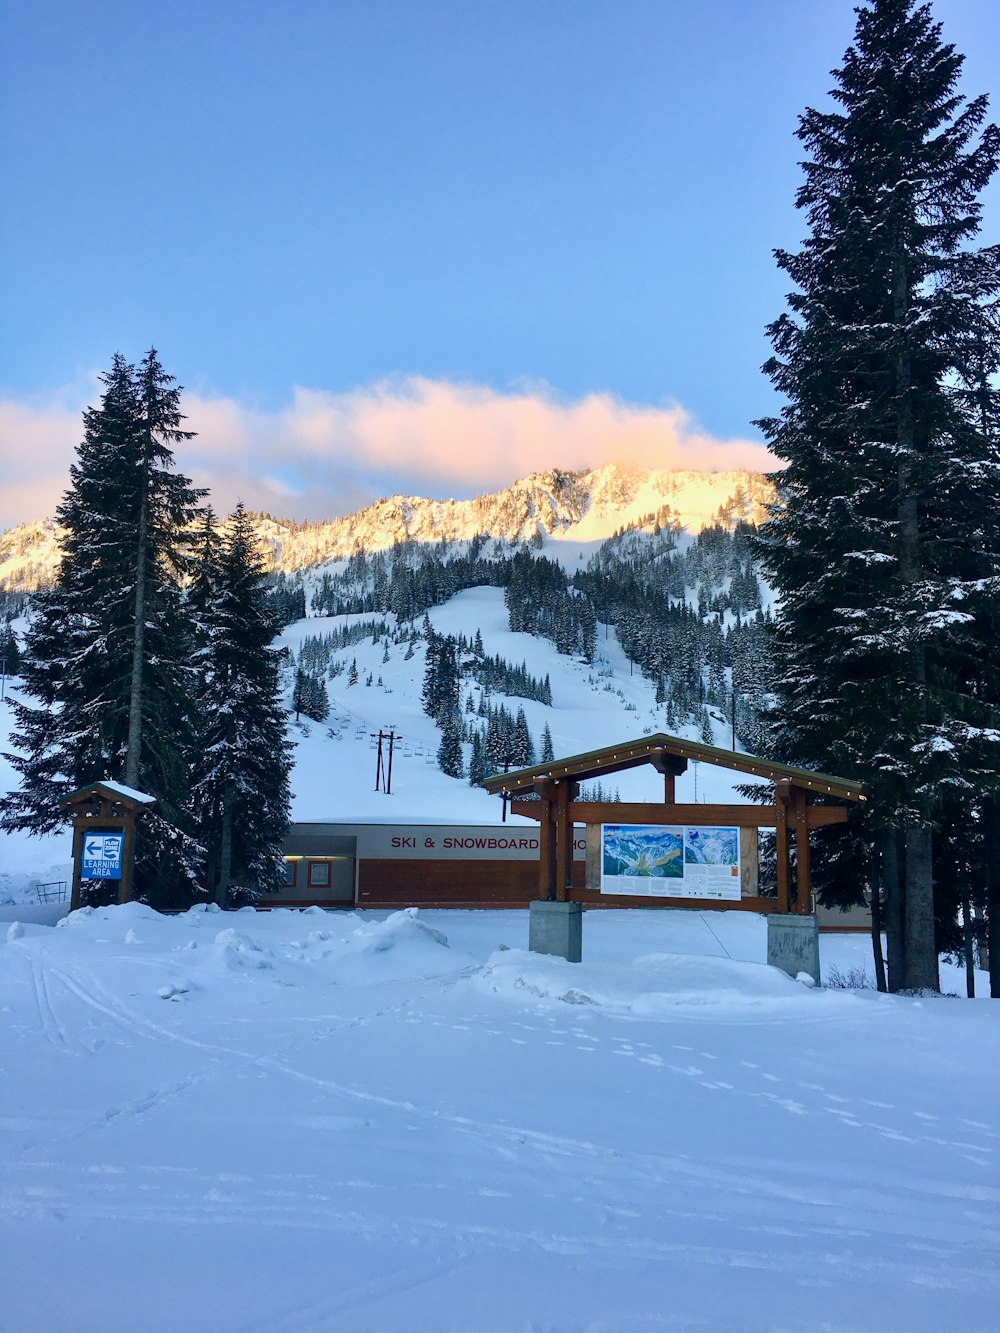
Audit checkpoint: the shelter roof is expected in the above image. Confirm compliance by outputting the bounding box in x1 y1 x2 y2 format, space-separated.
60 780 157 811
483 732 866 803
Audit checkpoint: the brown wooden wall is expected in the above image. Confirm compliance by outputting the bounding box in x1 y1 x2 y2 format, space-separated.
358 859 586 909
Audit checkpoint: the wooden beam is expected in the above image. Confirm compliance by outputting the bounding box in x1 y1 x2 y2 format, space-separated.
570 801 782 828
804 806 849 828
512 799 851 830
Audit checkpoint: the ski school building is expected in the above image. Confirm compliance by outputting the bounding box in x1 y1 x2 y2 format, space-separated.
276 734 871 928
277 821 589 910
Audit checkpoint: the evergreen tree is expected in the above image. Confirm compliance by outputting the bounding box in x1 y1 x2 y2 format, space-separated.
513 706 536 766
292 669 329 723
468 730 489 787
3 351 205 905
421 633 460 724
437 713 465 779
190 505 293 908
0 620 20 679
755 0 1000 991
540 723 555 764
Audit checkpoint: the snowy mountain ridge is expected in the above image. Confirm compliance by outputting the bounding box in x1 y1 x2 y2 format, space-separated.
0 464 775 591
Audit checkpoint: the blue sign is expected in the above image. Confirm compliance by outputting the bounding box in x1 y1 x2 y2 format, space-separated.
82 832 125 881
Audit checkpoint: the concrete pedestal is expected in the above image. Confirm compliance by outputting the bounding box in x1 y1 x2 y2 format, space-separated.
529 900 583 963
767 912 821 986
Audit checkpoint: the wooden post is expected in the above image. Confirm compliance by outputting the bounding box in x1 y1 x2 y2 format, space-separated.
119 812 138 905
775 781 791 913
69 824 85 911
536 790 557 901
554 781 572 902
793 785 811 914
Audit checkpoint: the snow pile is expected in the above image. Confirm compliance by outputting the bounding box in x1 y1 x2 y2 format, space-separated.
349 905 449 953
476 947 844 1018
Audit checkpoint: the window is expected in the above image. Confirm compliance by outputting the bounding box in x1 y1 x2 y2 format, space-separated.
280 860 298 887
307 861 332 888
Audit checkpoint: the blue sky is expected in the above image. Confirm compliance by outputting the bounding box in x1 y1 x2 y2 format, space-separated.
1 0 997 525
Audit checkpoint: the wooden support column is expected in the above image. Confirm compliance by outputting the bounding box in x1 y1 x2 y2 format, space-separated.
792 785 812 914
775 781 792 913
69 823 85 911
533 780 558 901
554 780 576 902
119 812 138 905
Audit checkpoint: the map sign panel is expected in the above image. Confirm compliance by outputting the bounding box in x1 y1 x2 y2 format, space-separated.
81 832 125 881
601 824 740 900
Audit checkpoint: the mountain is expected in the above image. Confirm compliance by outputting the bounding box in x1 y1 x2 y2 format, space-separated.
0 464 776 592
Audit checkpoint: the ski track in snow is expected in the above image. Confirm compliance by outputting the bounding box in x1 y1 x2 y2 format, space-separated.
2 911 999 1331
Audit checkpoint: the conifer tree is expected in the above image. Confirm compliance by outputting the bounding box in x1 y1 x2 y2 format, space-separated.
437 714 465 779
540 723 555 764
190 505 293 907
756 0 1000 991
3 351 205 904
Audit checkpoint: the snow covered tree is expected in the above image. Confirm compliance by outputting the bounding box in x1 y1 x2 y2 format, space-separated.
292 668 329 723
421 633 460 724
755 0 1000 991
0 620 20 679
540 723 555 764
3 350 206 904
437 714 465 779
513 706 535 766
190 505 293 908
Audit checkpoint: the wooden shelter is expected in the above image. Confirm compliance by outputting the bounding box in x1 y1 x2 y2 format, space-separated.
483 733 866 914
61 780 156 910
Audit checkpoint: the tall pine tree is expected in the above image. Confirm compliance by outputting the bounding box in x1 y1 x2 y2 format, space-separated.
756 0 1000 991
3 351 206 904
190 505 293 908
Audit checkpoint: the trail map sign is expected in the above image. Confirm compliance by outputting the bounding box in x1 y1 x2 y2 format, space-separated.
601 824 740 901
81 832 125 881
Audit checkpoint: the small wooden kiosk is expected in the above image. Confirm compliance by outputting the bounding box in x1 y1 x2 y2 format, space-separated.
484 732 866 914
61 780 156 910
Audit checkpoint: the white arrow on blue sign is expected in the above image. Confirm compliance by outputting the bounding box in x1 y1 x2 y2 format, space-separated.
81 832 125 881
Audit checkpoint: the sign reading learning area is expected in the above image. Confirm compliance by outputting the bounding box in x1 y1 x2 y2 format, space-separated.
81 832 125 881
601 824 741 900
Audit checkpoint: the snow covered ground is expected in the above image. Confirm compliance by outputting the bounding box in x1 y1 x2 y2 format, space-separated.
1 902 997 1332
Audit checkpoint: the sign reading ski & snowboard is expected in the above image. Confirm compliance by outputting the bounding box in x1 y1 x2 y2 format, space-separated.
81 832 125 881
601 824 741 900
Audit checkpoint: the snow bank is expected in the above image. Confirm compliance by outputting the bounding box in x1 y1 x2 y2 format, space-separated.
474 946 850 1019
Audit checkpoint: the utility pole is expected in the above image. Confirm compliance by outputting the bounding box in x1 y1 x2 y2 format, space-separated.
373 730 385 792
731 689 737 750
372 727 402 794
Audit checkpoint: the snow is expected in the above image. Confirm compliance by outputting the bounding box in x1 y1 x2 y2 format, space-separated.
1 902 997 1331
87 778 157 804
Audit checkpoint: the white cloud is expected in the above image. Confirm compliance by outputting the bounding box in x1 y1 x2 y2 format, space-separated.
0 375 774 529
